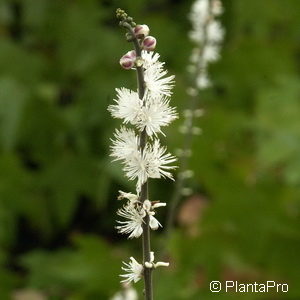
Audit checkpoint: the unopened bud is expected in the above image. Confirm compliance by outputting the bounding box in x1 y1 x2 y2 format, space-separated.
134 24 150 37
120 57 134 69
124 50 136 59
152 202 167 209
119 50 136 70
142 36 157 51
125 32 134 42
154 262 169 268
145 262 153 269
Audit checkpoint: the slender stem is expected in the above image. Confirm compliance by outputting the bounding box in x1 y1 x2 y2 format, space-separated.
164 1 212 243
123 22 153 300
164 92 197 240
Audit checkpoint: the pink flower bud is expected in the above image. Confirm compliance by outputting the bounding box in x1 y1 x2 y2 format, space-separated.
134 24 150 37
142 36 157 51
119 50 136 69
124 50 136 59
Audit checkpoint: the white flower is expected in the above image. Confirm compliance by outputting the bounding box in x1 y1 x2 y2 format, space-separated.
142 51 175 98
116 203 145 239
196 72 211 89
137 94 178 136
110 287 138 300
116 199 166 238
118 190 139 203
207 20 224 43
149 215 161 230
189 0 210 43
202 44 220 63
142 200 163 230
141 50 160 69
144 139 177 180
123 139 177 190
109 86 177 137
120 257 143 284
144 63 175 98
190 0 209 26
110 127 139 162
108 88 142 125
188 0 225 94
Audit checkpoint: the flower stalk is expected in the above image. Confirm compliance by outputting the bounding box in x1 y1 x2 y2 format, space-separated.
123 22 151 299
110 9 177 300
120 19 152 299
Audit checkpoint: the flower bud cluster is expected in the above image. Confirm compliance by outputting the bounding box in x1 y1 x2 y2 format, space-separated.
119 23 157 69
116 8 136 28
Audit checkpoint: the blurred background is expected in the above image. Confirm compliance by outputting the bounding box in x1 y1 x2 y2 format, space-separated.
0 0 300 299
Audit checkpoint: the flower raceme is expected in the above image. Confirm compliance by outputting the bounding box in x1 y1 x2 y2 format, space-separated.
110 47 178 192
110 12 175 289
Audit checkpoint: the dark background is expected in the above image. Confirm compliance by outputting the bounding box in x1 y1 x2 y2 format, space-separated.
0 0 300 299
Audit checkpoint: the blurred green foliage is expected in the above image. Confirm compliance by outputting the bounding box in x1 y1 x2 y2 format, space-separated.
0 0 300 299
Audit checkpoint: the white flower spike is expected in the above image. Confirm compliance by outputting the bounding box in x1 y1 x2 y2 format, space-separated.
113 10 174 294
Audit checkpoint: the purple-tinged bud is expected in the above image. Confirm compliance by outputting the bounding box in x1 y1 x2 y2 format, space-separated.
134 24 150 37
119 50 136 70
123 50 137 60
142 36 157 51
120 56 134 69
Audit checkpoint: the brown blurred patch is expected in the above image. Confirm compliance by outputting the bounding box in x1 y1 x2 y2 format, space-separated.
177 194 209 237
12 289 46 300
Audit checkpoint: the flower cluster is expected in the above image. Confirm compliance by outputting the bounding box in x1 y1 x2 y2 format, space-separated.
109 14 175 285
188 0 224 89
